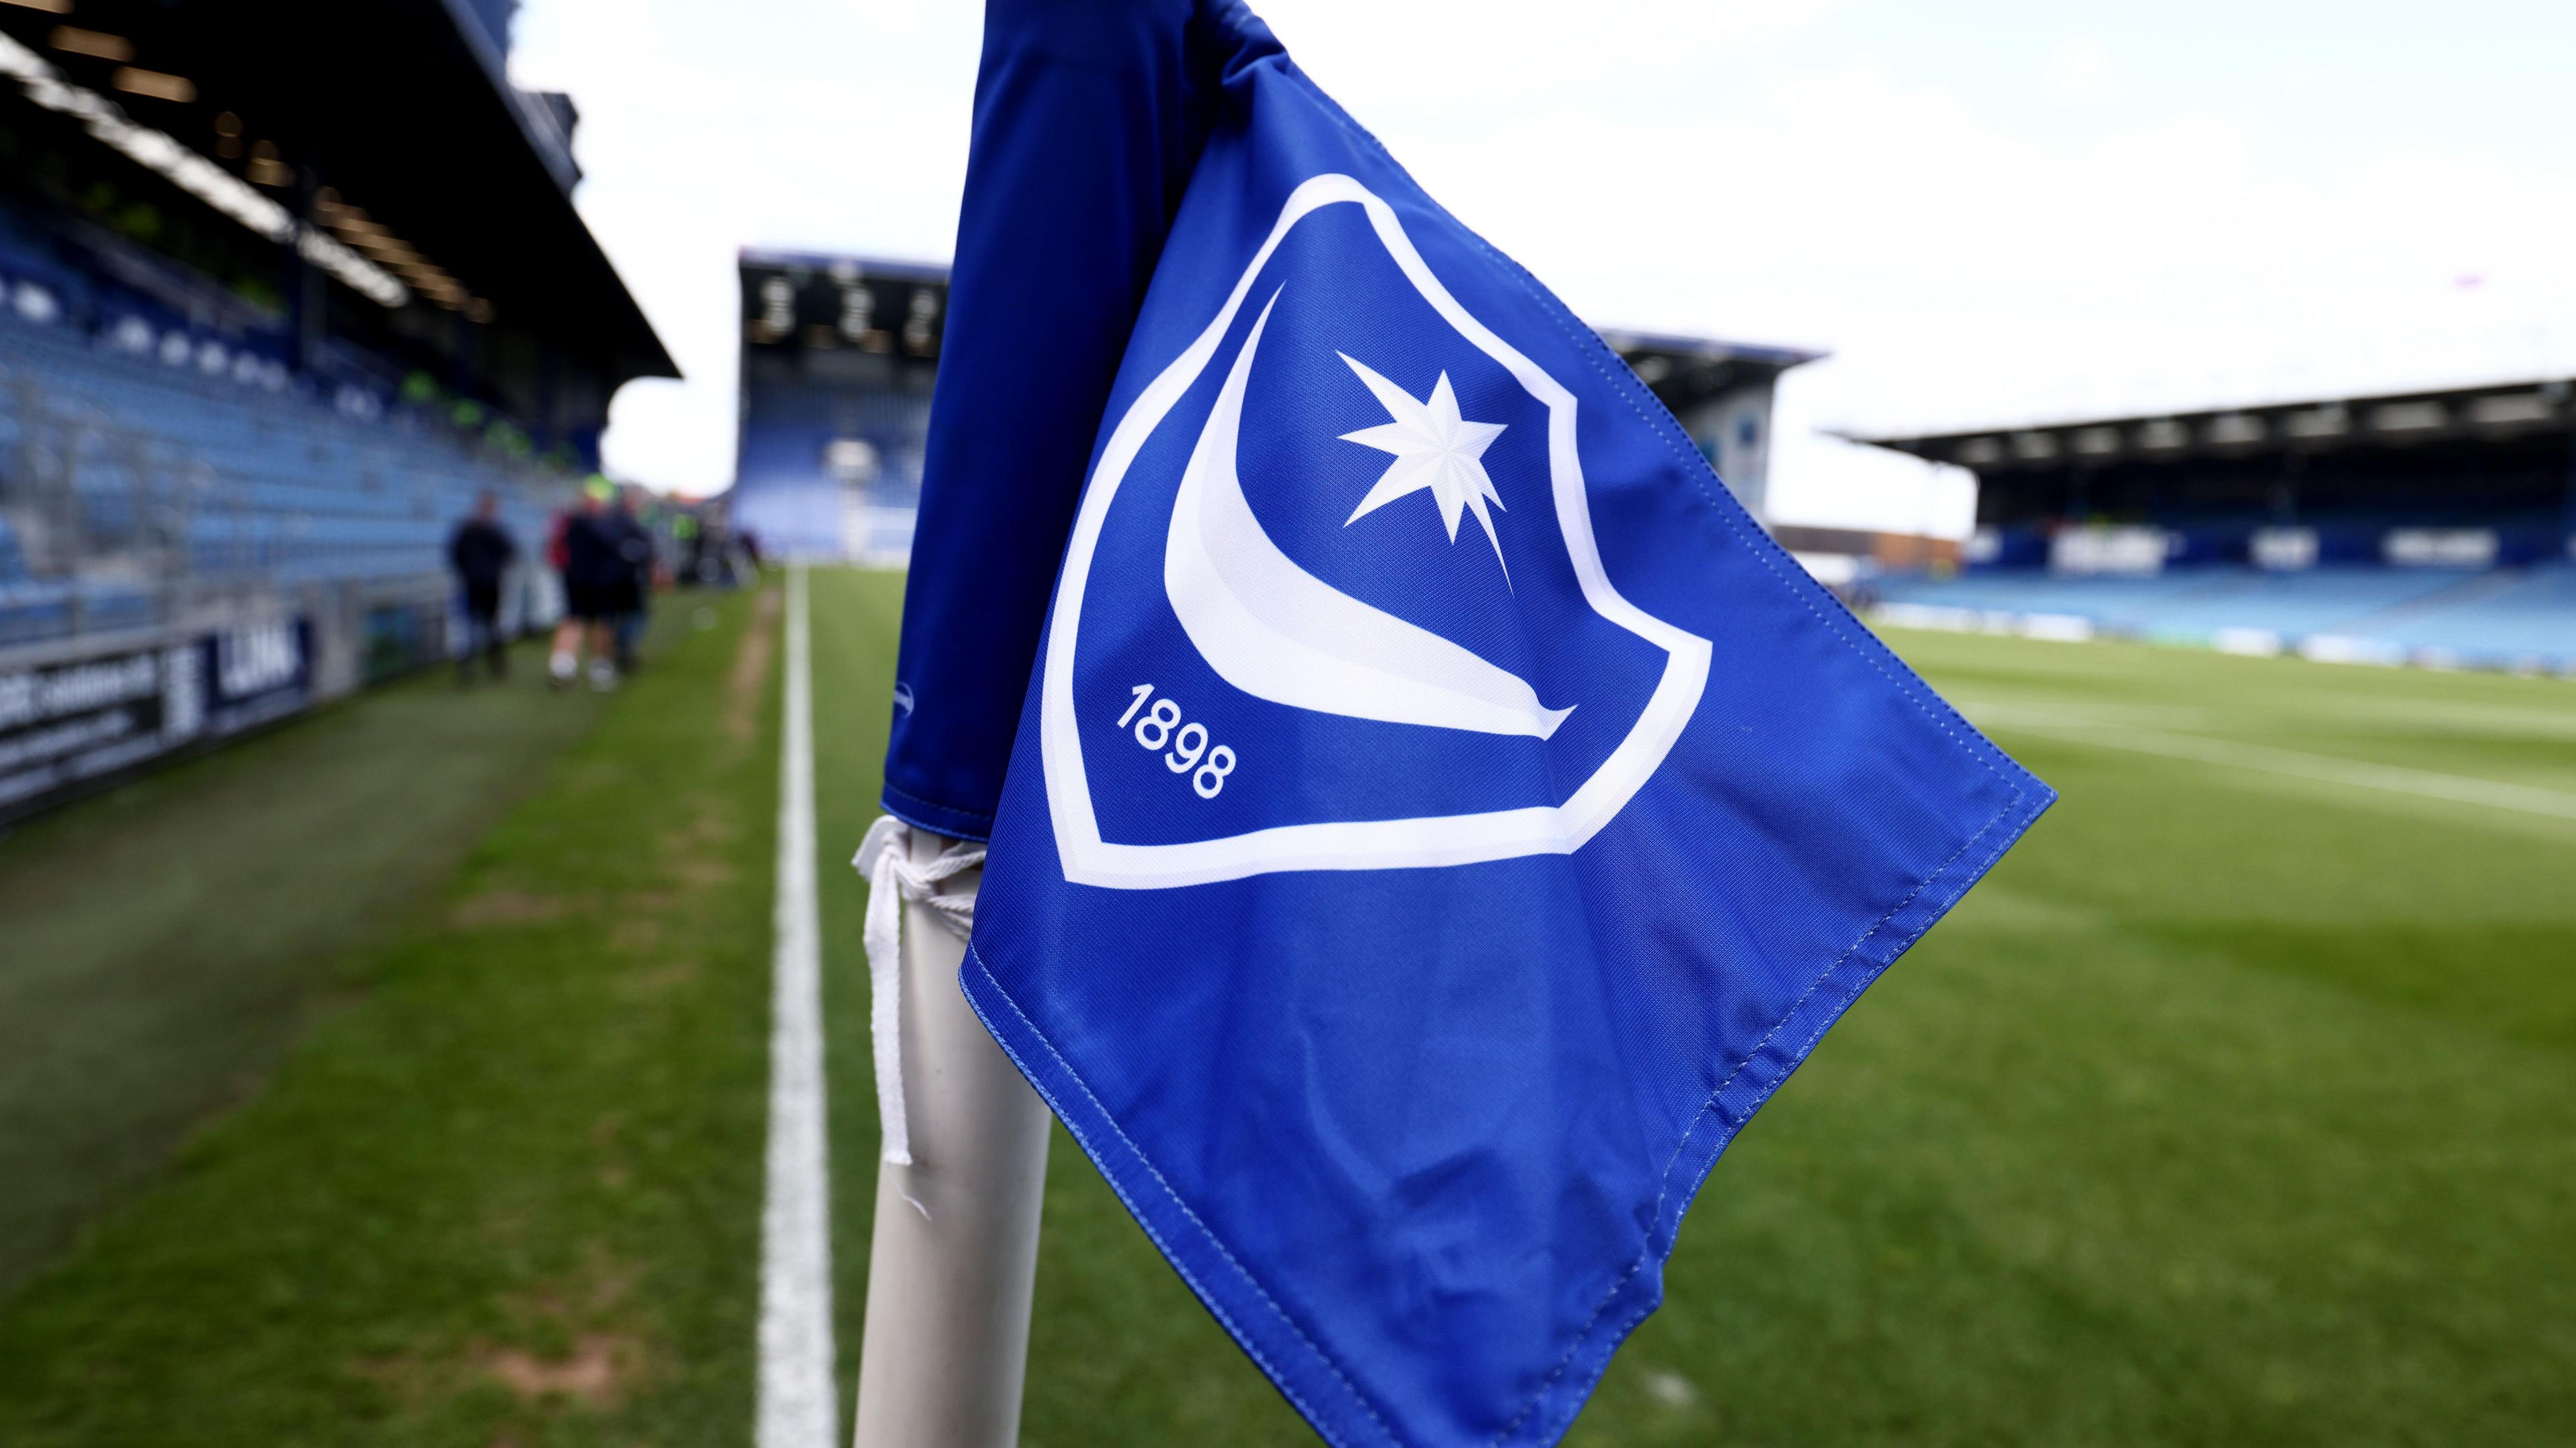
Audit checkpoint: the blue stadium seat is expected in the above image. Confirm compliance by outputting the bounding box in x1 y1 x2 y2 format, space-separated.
0 580 73 645
1 308 573 630
1877 560 2576 670
2367 565 2576 666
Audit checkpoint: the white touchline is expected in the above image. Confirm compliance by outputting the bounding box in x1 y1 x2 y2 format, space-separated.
757 564 839 1448
1967 702 2576 824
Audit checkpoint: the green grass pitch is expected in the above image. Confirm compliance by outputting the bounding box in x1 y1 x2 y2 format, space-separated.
0 569 2568 1445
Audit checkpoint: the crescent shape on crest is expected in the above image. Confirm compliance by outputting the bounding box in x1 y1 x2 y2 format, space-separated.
1163 288 1574 740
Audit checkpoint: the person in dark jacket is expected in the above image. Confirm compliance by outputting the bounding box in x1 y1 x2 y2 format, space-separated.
551 480 624 691
607 487 656 673
447 490 517 683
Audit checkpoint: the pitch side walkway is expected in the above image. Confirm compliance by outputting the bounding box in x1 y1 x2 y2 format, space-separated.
0 579 794 1445
0 636 607 1294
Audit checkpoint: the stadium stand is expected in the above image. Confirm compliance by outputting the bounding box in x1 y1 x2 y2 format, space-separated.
727 255 1823 565
1854 381 2576 673
1599 330 1823 526
0 302 561 637
733 250 944 562
0 0 674 824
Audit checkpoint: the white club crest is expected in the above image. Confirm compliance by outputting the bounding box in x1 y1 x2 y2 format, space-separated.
1041 172 1711 889
1163 287 1572 741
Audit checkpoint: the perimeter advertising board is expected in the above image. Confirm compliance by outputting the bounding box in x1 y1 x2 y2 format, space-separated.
0 618 311 826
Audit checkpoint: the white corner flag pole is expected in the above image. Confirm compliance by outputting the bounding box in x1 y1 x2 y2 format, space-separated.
851 819 1053 1448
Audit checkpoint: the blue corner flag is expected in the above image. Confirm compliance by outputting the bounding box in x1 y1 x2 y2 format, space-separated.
886 3 2054 1443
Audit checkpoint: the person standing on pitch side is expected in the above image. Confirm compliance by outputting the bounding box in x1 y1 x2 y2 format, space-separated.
551 478 623 691
447 490 517 684
608 485 656 673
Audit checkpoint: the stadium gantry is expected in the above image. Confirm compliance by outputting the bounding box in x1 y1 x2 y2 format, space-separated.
0 0 675 824
1847 378 2576 674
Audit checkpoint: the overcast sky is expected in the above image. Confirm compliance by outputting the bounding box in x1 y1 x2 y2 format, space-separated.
513 0 2576 536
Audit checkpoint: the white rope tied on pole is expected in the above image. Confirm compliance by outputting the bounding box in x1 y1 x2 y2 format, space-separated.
848 814 1049 1448
853 816 985 1167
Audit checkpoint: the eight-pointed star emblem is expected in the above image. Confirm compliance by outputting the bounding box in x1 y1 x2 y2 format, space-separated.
1336 352 1513 583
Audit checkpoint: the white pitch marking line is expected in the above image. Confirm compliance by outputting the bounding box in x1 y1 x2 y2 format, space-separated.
757 563 839 1448
1968 702 2576 823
